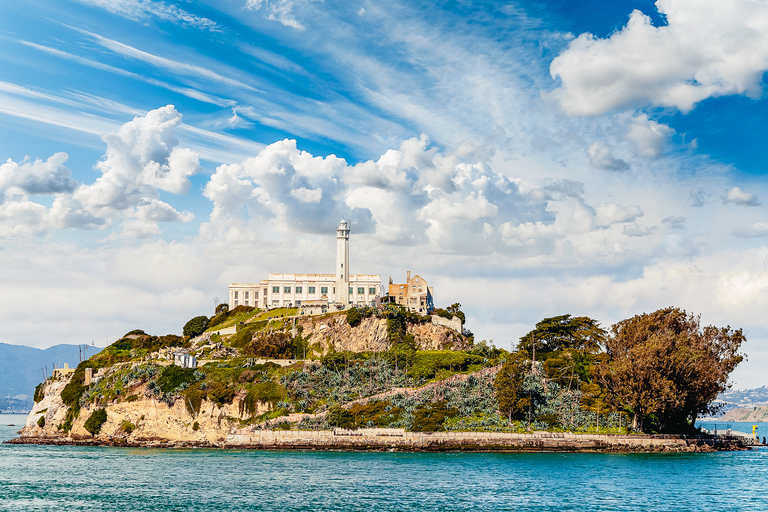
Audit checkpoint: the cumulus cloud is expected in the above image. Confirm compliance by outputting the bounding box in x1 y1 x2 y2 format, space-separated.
587 141 629 171
624 114 673 159
549 0 768 115
722 186 760 207
733 223 768 238
0 105 199 238
0 153 77 197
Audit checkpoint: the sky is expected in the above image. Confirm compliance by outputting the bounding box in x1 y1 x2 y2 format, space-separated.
1 0 767 388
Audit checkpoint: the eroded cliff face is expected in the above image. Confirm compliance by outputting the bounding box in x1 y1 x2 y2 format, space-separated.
20 376 271 445
297 314 469 354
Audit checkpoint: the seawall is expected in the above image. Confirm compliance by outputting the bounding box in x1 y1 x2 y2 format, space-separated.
7 428 748 452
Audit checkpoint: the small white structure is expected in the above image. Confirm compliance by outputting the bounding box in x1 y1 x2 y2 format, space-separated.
174 352 197 369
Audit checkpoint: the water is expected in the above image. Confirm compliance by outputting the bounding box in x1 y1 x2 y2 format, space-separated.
3 414 768 511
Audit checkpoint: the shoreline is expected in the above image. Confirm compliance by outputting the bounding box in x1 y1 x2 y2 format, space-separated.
6 429 751 453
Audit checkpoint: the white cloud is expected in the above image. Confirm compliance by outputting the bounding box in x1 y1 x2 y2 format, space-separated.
289 187 323 204
733 223 768 238
595 203 643 227
623 223 655 237
661 216 685 229
722 186 760 207
75 0 221 31
245 0 312 30
550 0 768 115
0 153 77 197
624 113 674 159
0 106 199 238
587 141 629 171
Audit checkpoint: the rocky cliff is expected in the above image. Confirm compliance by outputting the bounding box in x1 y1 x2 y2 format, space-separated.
297 314 469 354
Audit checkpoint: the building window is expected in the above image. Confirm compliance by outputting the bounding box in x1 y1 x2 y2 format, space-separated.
412 286 416 292
321 286 328 294
254 292 259 299
357 287 364 294
272 300 279 306
245 291 249 299
296 286 302 293
369 287 376 295
284 286 291 293
272 286 279 293
349 287 353 295
234 291 239 299
234 300 239 306
309 286 316 294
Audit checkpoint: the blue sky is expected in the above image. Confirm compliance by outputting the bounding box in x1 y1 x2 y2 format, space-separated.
1 0 767 387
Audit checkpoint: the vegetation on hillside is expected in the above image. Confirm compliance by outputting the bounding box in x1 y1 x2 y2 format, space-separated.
35 302 743 437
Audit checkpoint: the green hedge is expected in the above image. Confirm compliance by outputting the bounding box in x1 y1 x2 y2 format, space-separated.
84 408 107 435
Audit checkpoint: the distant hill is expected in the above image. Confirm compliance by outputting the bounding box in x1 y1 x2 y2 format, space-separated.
0 343 101 410
701 386 768 420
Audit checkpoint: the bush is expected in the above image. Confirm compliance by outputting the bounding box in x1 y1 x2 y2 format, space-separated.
84 408 108 435
409 351 485 380
327 405 355 429
209 385 236 406
34 382 45 403
157 365 198 394
37 416 45 428
244 332 293 358
346 308 362 327
411 401 458 432
120 420 135 434
183 316 210 338
124 329 147 337
192 421 200 431
215 303 229 315
228 323 260 349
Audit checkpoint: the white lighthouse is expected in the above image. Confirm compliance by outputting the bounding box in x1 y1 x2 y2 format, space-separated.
335 219 350 304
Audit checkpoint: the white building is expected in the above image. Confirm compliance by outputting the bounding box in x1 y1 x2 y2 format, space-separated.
229 220 382 310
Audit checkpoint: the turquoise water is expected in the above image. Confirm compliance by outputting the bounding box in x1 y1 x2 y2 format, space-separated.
3 414 768 511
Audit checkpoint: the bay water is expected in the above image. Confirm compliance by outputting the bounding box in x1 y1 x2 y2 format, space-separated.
3 414 768 511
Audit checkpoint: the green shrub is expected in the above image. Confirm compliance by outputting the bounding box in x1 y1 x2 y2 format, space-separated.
327 405 355 429
33 382 45 403
209 385 236 406
192 421 200 431
84 408 108 435
411 401 458 432
346 308 362 327
183 315 210 337
183 385 206 416
124 329 147 337
126 394 140 402
228 323 260 349
37 416 45 428
120 420 135 434
157 365 198 393
409 351 485 380
239 381 284 414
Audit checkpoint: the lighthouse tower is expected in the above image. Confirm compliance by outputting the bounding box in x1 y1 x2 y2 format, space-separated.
335 219 350 304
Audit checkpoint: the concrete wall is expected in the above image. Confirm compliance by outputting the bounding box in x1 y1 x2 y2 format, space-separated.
224 428 731 452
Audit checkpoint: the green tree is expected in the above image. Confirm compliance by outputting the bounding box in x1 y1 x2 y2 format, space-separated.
518 314 607 353
183 315 209 337
596 307 745 433
84 408 107 435
494 352 530 423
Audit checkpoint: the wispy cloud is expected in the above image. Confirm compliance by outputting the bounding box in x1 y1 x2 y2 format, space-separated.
74 0 221 32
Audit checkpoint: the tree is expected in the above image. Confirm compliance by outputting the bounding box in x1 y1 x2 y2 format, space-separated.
596 307 744 433
183 315 209 338
518 314 607 353
493 352 531 423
